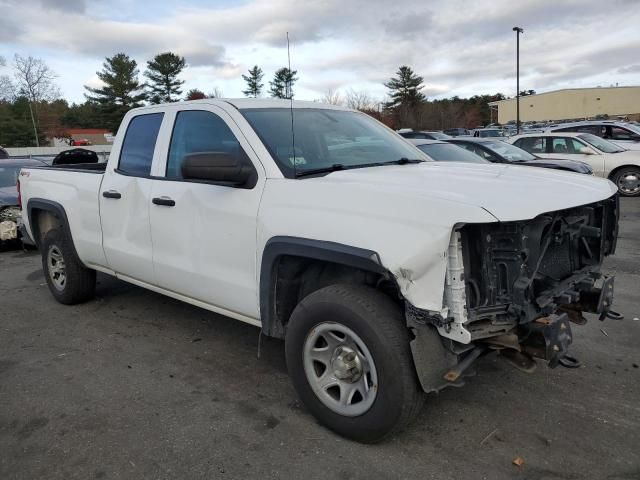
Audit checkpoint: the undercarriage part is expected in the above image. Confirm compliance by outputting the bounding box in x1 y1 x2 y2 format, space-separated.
443 345 486 382
558 355 581 368
605 310 624 320
560 307 588 325
499 349 537 373
520 313 573 368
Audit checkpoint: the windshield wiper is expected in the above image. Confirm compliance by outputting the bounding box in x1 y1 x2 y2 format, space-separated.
295 164 346 178
384 157 425 165
295 158 425 178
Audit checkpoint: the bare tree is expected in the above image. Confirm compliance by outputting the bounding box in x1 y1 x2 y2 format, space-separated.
207 86 224 98
0 56 15 101
322 88 342 105
13 54 60 146
345 89 375 111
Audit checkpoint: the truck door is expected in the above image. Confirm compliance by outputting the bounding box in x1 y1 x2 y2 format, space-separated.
99 112 164 284
149 106 265 319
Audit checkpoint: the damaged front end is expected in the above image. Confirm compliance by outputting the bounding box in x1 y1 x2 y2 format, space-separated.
407 194 620 391
0 206 21 242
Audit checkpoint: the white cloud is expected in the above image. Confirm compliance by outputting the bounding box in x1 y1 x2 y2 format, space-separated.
1 0 639 102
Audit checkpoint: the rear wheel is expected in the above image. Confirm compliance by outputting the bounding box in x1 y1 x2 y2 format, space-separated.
41 228 96 304
285 284 424 443
611 166 640 197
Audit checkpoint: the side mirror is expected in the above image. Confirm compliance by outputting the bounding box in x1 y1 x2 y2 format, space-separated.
181 151 256 187
579 147 595 155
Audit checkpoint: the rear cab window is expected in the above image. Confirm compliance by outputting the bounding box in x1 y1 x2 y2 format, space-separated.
118 113 164 176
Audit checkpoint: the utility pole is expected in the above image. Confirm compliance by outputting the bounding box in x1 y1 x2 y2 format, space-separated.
513 27 523 134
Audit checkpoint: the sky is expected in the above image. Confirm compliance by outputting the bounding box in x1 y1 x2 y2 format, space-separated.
1 0 640 104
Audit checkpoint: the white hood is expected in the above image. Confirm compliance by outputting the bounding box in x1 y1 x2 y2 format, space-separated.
314 162 617 222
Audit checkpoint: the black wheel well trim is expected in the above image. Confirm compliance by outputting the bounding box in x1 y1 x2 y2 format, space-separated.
608 164 640 180
259 236 391 338
26 198 76 252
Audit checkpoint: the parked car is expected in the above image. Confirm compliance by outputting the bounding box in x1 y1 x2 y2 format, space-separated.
471 128 505 138
397 129 452 140
406 139 489 163
509 132 640 196
19 99 620 442
443 127 471 137
0 158 47 247
546 121 640 151
0 146 8 159
448 137 593 174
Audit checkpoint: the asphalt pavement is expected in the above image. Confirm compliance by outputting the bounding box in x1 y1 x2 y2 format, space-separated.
1 199 639 480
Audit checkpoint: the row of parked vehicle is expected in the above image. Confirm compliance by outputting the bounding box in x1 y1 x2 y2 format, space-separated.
398 120 640 196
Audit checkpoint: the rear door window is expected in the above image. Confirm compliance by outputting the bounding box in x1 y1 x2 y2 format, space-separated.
552 137 584 154
118 113 164 176
514 137 546 154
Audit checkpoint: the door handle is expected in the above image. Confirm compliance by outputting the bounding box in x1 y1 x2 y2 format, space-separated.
152 196 176 207
102 190 121 199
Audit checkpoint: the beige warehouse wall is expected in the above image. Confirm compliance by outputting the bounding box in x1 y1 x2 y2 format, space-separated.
493 87 640 123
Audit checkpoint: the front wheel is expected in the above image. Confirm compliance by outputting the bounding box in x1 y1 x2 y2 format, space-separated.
611 166 640 197
285 284 424 443
41 228 96 304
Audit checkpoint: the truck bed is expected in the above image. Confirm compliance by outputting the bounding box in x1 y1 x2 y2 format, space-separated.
20 165 107 268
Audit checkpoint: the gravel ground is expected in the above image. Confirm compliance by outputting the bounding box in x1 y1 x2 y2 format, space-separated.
0 199 638 480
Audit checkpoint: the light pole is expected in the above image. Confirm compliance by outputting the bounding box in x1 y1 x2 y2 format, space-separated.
513 26 523 133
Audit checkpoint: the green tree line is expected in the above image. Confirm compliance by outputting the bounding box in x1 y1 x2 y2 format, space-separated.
1 51 509 148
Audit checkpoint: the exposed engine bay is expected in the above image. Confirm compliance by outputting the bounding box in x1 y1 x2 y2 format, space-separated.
407 195 620 391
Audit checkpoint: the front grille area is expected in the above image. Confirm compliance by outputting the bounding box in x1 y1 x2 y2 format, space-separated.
460 195 618 326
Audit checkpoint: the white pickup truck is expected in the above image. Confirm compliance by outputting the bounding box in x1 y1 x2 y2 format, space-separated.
18 99 620 442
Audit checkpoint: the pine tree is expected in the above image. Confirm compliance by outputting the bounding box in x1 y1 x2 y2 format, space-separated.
84 53 146 131
269 67 298 99
384 66 426 109
144 52 186 104
242 65 264 97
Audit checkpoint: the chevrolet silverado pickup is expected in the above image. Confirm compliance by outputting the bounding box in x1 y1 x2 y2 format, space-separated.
18 99 620 442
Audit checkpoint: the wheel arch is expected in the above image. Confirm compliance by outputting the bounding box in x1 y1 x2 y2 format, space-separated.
259 236 401 338
607 163 640 180
27 199 74 250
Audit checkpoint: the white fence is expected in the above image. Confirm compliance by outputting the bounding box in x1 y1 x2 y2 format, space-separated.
6 145 112 158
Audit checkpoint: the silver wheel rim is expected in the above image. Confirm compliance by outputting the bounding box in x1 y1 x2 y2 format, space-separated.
47 245 66 291
617 171 640 195
303 322 378 417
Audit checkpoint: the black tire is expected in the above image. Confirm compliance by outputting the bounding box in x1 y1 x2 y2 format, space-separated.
611 166 640 197
41 228 96 304
285 284 424 443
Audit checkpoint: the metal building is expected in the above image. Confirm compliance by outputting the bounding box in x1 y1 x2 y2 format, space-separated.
488 86 640 124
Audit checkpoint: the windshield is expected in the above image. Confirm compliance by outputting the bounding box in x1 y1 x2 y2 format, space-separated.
478 130 503 137
483 141 536 162
625 123 640 135
417 143 488 163
427 132 451 140
0 166 20 188
241 108 429 177
578 133 624 153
